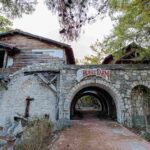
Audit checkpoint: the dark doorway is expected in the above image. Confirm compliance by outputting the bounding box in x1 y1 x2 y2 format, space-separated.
0 51 5 68
70 86 117 120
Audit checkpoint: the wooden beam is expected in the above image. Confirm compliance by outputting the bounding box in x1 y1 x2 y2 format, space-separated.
36 73 57 93
49 83 57 92
3 50 8 68
49 75 57 84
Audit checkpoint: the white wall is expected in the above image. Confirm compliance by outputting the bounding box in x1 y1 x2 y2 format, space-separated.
0 74 57 126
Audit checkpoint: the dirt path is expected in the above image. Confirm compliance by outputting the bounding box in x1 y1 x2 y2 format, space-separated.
52 119 150 150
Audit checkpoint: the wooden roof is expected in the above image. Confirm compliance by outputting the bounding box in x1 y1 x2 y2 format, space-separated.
102 42 150 64
0 29 75 64
0 42 20 54
0 41 17 49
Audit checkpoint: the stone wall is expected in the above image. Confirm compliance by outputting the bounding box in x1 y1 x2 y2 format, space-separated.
0 83 6 106
0 72 58 126
0 64 150 128
131 86 150 128
59 65 150 127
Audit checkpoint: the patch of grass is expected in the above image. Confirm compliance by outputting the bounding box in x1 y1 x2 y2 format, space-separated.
14 118 52 150
141 132 150 141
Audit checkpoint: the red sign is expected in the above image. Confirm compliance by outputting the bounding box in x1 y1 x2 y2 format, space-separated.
77 69 110 81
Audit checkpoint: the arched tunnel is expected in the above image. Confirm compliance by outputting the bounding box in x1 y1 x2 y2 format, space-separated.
70 86 117 120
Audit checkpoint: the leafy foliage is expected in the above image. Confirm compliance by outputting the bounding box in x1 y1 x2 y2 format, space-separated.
81 0 150 64
15 118 51 150
45 0 150 44
79 40 110 64
0 0 37 18
0 0 37 32
0 16 12 32
45 0 108 41
45 0 150 62
107 0 150 52
0 0 149 61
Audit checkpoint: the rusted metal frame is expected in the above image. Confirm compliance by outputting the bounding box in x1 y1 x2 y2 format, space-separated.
24 96 34 118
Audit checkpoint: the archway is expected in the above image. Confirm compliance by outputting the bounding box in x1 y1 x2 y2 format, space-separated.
64 79 123 123
131 85 150 131
71 86 117 120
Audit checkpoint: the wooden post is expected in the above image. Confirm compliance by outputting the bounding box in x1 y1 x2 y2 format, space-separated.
3 50 8 68
24 96 34 118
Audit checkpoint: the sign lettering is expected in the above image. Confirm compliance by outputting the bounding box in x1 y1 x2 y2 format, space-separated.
77 69 110 82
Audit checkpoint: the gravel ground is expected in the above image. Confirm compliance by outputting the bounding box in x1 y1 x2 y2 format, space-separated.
51 119 150 150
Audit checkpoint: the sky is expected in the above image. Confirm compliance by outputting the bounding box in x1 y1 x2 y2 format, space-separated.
13 1 113 60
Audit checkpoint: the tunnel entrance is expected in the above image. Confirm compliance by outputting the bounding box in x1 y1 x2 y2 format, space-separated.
70 86 117 120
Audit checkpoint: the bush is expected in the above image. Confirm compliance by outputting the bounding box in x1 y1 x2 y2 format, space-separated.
140 131 150 142
14 118 52 150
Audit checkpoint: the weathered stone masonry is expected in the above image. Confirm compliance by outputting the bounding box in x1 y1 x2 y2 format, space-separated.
0 62 150 128
60 64 150 127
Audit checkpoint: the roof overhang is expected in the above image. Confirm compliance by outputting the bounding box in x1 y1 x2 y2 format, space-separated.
0 29 75 64
0 42 20 54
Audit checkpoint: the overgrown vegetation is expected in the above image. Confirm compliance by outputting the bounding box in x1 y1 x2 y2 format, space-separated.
45 0 150 56
0 0 149 61
0 0 37 32
130 86 150 142
14 118 52 150
45 0 108 41
129 126 150 142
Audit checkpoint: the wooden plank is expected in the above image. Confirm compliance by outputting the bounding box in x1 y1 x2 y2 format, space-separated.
36 73 57 93
0 34 68 73
3 50 8 68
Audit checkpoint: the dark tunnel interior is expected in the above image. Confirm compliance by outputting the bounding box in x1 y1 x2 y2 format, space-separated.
70 86 117 120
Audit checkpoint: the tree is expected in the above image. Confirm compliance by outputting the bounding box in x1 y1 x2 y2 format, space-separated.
45 0 150 43
0 16 12 32
109 0 149 44
0 0 37 32
79 0 150 63
45 0 108 41
79 40 110 64
105 0 150 57
0 0 149 61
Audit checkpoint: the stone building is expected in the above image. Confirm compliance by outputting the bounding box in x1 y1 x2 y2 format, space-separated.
0 29 75 125
0 29 75 74
0 30 150 131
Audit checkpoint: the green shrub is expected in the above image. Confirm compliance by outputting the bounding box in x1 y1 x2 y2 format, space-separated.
14 118 52 150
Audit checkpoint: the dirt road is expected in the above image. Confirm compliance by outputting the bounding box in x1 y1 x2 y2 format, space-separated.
52 119 150 150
